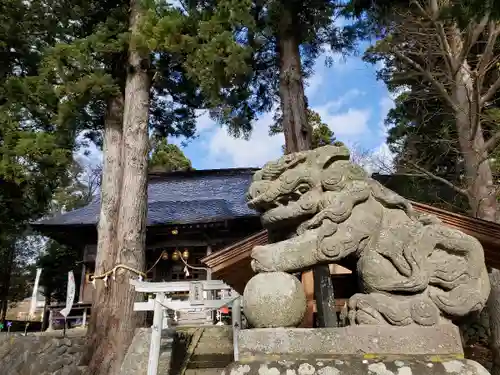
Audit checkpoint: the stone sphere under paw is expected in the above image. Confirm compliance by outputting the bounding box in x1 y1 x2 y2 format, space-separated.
243 271 306 328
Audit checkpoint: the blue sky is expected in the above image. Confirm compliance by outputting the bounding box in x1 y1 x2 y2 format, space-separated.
173 41 395 170
81 41 395 171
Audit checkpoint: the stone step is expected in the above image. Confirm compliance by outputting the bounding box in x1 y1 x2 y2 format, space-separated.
172 326 234 371
185 368 225 375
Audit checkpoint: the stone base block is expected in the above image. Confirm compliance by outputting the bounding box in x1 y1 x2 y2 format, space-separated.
222 358 490 375
237 325 463 360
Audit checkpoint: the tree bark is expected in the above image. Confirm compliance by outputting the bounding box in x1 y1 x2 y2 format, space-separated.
82 93 125 372
452 63 497 221
41 289 52 331
84 1 151 373
0 243 15 321
276 6 336 328
489 269 500 375
277 7 312 154
453 58 499 375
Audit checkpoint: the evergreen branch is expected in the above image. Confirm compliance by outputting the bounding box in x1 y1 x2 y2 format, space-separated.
422 0 455 74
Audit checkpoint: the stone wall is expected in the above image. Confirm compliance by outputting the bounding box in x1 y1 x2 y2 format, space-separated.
0 323 492 375
0 328 176 375
0 332 86 375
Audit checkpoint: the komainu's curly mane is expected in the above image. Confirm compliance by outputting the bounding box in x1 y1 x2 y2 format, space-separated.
247 145 490 326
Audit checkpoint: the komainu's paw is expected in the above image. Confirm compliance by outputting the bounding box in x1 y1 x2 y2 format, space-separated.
250 245 279 272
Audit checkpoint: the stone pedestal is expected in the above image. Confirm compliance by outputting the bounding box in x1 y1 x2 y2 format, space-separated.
222 325 490 375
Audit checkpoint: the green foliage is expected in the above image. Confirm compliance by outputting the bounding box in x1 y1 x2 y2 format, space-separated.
307 109 344 148
270 108 343 151
35 159 98 303
0 233 45 318
36 240 80 302
149 137 192 172
50 160 101 213
361 0 500 212
142 0 366 138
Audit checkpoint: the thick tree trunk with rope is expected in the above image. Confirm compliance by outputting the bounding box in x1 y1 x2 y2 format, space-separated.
82 93 126 374
83 0 151 372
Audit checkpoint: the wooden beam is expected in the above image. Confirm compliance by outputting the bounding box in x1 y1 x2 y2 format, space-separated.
300 271 315 328
314 265 337 327
147 237 242 249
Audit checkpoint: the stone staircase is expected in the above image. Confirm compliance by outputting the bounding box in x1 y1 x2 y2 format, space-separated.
120 325 233 375
170 326 233 375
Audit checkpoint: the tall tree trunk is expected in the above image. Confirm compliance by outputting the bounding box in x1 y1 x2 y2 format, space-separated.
277 6 336 328
82 93 125 372
453 64 497 221
41 289 52 331
277 7 311 154
85 1 151 373
453 61 500 375
0 244 15 321
489 269 500 375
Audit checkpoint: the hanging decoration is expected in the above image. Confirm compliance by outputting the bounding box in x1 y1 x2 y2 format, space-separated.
88 226 210 286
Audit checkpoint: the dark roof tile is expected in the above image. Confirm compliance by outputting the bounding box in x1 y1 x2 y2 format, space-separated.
34 169 259 227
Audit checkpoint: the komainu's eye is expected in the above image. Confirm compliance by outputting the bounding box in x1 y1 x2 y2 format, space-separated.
297 185 309 194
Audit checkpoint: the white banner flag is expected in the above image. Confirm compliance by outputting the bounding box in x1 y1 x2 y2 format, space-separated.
60 271 76 318
28 268 42 320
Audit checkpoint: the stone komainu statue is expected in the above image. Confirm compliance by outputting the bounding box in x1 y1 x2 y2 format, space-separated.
246 145 490 326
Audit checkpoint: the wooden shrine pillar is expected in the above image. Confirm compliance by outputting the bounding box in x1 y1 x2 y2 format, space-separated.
300 270 315 327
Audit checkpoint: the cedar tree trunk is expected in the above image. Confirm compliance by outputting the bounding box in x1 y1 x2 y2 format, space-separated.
277 7 312 154
85 0 151 373
0 244 15 321
276 6 336 328
82 93 125 374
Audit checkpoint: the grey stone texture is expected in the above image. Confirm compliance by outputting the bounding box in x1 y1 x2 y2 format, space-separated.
120 328 172 375
246 145 491 326
243 272 306 328
221 358 490 375
237 325 464 361
0 332 87 375
0 327 174 375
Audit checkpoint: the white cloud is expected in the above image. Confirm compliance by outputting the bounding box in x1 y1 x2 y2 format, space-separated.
365 142 395 174
311 89 370 139
206 111 283 168
201 88 373 168
363 95 396 174
378 96 394 136
195 110 215 132
320 108 371 137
